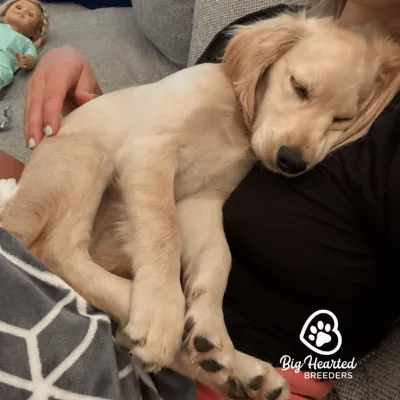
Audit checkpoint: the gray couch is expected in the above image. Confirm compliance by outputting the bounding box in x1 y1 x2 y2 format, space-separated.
0 1 399 399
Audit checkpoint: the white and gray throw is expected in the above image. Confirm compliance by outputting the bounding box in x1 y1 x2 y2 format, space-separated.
0 228 195 400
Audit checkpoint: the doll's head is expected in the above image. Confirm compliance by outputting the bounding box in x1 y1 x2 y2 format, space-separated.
0 0 49 49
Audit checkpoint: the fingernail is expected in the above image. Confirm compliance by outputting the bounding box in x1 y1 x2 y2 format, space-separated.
43 125 53 137
28 138 36 149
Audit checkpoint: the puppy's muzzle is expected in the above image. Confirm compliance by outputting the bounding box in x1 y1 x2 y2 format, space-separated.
276 145 308 175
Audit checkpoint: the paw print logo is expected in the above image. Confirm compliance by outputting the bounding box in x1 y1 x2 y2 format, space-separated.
300 310 342 355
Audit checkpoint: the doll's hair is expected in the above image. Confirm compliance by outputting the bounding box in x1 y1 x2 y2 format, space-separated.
0 0 49 49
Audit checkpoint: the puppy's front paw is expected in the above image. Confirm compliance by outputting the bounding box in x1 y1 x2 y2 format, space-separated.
182 302 235 373
124 281 185 372
179 349 290 400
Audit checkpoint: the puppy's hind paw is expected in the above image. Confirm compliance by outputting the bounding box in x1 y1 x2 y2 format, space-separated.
124 283 186 371
220 352 290 400
180 349 290 400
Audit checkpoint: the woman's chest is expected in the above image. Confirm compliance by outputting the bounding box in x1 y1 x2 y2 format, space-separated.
222 159 384 302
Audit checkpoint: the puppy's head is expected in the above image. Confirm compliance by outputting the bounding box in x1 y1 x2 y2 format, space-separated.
223 14 400 176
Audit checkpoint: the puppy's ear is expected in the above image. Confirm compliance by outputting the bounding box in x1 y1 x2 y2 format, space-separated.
375 38 400 85
222 14 304 130
334 38 400 150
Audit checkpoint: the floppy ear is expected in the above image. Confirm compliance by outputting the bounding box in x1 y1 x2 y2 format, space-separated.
222 14 304 130
334 38 400 150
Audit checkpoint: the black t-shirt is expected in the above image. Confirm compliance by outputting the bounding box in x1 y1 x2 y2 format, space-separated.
198 6 400 367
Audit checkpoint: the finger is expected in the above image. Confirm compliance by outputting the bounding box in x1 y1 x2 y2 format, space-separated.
74 64 97 106
15 52 21 61
24 77 44 148
75 91 98 105
42 76 70 137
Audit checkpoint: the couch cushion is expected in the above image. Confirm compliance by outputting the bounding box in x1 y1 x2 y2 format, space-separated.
42 0 132 9
330 322 400 400
132 0 195 68
0 3 178 162
188 0 287 66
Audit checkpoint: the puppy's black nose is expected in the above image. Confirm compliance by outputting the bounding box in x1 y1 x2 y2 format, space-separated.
276 145 308 175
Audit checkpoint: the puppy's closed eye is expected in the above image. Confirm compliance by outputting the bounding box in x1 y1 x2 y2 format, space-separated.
330 116 354 131
332 116 353 123
290 76 309 100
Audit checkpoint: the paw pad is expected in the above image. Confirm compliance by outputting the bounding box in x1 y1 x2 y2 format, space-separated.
248 375 263 391
194 336 215 353
266 387 282 400
227 377 249 399
200 359 224 373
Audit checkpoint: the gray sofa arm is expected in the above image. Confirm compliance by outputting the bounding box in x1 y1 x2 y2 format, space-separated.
330 323 400 400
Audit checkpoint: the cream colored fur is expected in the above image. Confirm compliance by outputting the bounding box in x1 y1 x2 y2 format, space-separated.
1 13 399 400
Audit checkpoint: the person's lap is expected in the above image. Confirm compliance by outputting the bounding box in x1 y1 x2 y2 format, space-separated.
0 150 25 180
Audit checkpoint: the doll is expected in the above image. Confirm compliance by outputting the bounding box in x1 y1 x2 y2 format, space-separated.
0 0 49 91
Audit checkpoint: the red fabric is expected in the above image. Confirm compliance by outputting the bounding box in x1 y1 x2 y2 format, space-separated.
196 383 222 400
195 369 334 400
278 369 334 399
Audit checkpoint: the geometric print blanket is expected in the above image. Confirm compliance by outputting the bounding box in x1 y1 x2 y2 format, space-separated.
0 228 195 400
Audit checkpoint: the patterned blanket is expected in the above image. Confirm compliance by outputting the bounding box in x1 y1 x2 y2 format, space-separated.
0 228 195 400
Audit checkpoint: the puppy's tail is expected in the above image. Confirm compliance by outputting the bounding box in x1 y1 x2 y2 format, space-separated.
1 135 112 257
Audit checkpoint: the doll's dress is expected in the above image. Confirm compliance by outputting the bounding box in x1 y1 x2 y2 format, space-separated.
0 24 37 90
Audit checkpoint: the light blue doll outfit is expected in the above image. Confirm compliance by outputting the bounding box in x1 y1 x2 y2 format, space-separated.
0 23 37 90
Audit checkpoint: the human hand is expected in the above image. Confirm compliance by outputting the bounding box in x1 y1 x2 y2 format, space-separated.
24 46 102 149
16 53 29 69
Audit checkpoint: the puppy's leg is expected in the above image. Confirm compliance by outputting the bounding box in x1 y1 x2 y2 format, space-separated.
1 135 105 247
175 193 290 400
117 136 185 371
1 136 131 325
177 194 233 366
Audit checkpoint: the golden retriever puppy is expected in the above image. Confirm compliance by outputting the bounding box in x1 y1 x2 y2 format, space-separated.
1 13 399 400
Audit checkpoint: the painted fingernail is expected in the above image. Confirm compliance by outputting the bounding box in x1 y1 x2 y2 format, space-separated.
43 125 53 137
28 138 36 149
